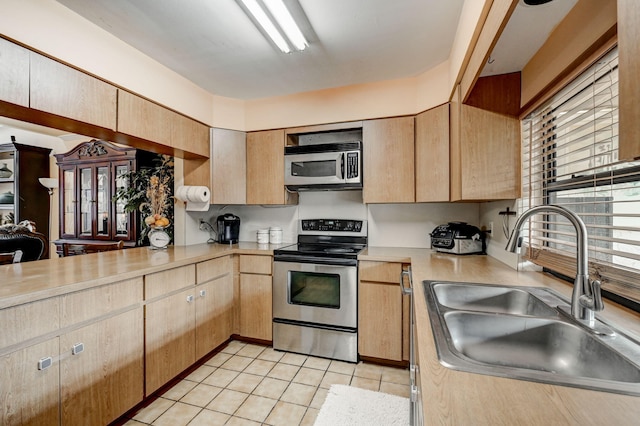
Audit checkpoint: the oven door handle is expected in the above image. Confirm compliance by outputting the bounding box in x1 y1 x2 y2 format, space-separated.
400 267 413 296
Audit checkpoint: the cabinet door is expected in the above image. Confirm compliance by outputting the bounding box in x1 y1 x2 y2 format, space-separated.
359 281 403 361
240 273 272 340
0 338 60 426
416 104 450 202
195 273 234 359
145 288 196 394
113 161 134 241
358 261 404 361
30 53 117 129
363 116 415 203
0 38 29 107
60 165 77 239
117 90 172 146
452 104 520 201
246 129 291 205
172 113 210 158
212 128 246 204
60 308 143 426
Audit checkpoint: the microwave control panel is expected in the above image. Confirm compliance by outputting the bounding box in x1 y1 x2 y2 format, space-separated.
346 152 359 178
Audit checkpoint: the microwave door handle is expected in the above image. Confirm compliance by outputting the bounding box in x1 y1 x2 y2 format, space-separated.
340 153 345 180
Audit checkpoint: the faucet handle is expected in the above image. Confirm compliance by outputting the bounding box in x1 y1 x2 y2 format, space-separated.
580 279 604 312
590 280 604 311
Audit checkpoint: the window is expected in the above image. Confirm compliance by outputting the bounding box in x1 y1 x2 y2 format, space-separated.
520 46 640 305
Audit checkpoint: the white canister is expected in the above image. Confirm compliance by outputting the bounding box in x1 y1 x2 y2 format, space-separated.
269 227 283 244
257 229 270 244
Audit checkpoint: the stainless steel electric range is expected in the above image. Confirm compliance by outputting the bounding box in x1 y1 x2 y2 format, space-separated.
272 219 367 363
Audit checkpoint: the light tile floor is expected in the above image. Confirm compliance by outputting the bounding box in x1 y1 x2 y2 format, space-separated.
124 340 410 426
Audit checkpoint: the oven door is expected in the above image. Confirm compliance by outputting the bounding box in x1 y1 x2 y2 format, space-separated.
273 260 357 329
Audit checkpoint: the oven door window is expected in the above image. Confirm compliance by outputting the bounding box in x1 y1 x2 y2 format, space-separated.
291 159 337 178
289 271 340 309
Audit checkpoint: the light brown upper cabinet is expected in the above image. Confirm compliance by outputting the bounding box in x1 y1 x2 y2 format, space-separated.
171 113 210 158
363 116 415 203
450 99 520 201
117 90 209 158
117 90 172 146
30 52 117 130
0 38 29 107
211 128 246 204
415 104 450 202
246 129 297 205
618 0 640 161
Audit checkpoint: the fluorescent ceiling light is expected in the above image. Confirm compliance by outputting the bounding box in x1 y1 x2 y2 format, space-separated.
263 0 308 51
242 0 291 53
241 0 308 53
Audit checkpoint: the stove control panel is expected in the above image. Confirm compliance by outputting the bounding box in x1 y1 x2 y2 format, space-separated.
301 219 363 232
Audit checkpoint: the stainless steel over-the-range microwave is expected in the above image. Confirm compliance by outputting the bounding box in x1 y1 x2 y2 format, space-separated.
284 141 362 191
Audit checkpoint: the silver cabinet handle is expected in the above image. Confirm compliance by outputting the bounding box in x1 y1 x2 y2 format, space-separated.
38 356 53 370
400 268 413 295
186 295 194 303
199 289 206 297
410 384 419 403
72 343 84 355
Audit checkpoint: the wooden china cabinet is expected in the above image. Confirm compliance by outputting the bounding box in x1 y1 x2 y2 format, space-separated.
53 140 157 256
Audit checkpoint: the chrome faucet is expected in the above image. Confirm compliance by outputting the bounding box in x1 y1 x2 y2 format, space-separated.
506 205 610 333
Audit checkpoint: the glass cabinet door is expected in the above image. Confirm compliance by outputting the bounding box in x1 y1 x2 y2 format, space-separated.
96 166 109 236
61 167 75 237
114 164 130 237
79 167 93 237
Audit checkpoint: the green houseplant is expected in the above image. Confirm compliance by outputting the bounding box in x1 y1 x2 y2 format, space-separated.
113 155 175 245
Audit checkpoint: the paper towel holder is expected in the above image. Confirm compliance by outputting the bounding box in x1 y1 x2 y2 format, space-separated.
175 185 211 211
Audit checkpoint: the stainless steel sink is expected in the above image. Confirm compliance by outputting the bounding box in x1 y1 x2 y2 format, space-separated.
432 282 557 316
424 280 640 396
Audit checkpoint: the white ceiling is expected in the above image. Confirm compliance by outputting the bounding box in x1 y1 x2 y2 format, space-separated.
55 0 467 100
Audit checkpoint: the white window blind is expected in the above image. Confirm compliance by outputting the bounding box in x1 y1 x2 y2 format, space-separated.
520 46 640 304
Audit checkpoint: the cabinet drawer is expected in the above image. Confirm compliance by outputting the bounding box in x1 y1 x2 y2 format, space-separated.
239 255 272 275
61 278 143 327
145 265 196 299
197 256 232 284
0 298 60 348
359 261 402 283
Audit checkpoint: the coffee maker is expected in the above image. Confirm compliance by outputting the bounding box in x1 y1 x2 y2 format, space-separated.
216 214 240 244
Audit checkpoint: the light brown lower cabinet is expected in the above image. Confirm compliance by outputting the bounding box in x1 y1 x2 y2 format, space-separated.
239 255 273 341
0 278 144 426
60 308 143 425
145 257 234 395
196 256 234 359
145 287 196 395
0 338 60 426
358 261 410 362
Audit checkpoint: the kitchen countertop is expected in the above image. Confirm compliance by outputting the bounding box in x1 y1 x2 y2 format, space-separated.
361 247 640 425
0 242 287 310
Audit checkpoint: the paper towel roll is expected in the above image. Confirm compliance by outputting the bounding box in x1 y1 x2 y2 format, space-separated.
176 186 210 211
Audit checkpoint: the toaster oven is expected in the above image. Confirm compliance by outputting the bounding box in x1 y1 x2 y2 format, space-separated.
430 222 485 255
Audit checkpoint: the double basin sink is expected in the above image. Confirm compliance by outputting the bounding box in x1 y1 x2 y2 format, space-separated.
424 281 640 396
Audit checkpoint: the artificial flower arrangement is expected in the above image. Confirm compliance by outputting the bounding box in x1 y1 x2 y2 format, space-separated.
112 155 174 245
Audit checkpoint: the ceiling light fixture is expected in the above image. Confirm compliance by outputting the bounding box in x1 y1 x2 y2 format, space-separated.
263 0 307 51
241 0 307 53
